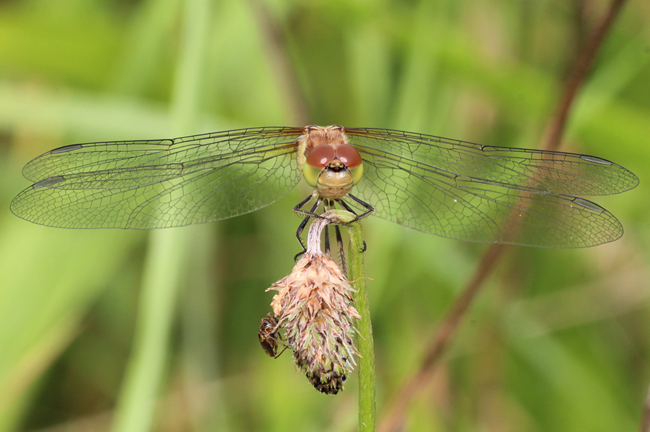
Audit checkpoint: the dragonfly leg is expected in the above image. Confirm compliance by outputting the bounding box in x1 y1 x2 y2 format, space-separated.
324 224 331 256
325 198 347 274
338 196 371 254
323 199 336 258
293 191 320 218
294 196 321 261
345 193 374 222
294 216 310 260
337 198 358 216
335 224 347 274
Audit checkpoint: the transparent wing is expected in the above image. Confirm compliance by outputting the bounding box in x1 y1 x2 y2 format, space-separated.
346 128 638 247
346 128 638 196
11 127 304 229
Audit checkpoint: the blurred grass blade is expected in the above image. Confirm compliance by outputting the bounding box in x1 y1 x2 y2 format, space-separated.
112 0 182 95
0 218 141 431
109 0 215 431
109 229 192 432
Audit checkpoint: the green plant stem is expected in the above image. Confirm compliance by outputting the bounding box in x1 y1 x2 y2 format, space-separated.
347 220 376 432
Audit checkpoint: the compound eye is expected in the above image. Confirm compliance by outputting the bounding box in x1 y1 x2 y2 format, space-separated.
306 145 335 168
335 144 362 168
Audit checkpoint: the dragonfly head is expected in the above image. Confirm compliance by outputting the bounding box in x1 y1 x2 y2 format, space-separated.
303 143 363 199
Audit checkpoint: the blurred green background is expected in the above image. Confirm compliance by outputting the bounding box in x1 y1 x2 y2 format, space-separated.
0 0 648 431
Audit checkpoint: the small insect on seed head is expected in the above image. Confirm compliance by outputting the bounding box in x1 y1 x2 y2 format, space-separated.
258 313 283 358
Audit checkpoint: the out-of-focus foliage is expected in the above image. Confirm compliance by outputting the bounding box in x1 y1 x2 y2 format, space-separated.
0 0 648 431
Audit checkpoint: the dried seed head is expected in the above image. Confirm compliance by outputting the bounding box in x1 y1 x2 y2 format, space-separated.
267 213 360 394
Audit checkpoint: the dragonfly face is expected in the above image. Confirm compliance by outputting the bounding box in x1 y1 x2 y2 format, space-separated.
11 125 638 248
299 126 364 199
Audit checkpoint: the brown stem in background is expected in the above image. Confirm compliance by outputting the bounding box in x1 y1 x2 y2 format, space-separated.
543 0 626 151
641 382 650 432
378 1 627 431
246 0 311 125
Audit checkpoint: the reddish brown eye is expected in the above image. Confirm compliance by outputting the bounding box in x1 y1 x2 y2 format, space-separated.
306 145 335 168
336 144 362 168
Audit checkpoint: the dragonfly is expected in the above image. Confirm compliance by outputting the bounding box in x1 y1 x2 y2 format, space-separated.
11 125 638 252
